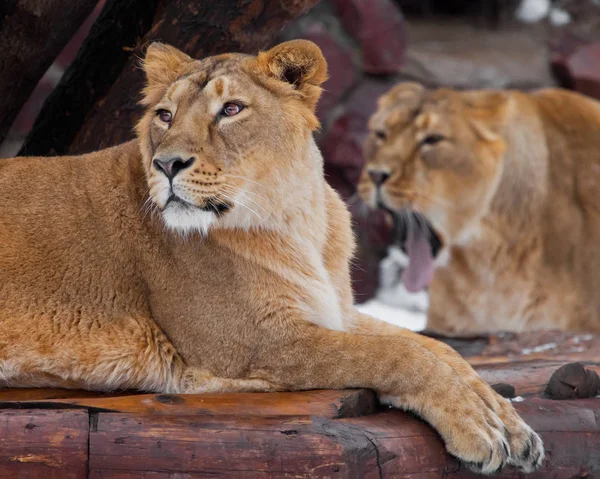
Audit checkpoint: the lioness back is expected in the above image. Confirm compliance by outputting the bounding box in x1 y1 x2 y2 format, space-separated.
359 83 600 333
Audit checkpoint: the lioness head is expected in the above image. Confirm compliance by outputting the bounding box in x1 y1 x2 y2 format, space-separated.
358 83 510 292
136 40 327 234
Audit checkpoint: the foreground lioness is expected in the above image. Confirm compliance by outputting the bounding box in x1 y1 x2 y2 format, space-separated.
0 41 542 473
359 82 600 334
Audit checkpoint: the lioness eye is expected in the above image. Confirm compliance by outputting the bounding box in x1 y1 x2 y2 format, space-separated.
157 109 172 123
375 130 386 140
222 102 243 117
421 134 445 146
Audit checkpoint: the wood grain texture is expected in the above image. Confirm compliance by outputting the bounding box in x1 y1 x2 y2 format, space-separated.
0 409 88 478
87 399 600 478
21 0 321 156
0 389 378 419
475 359 600 398
1 332 599 477
0 0 97 144
19 0 160 157
0 387 137 402
429 330 600 363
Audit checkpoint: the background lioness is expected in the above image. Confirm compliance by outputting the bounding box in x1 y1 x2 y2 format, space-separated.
359 82 600 334
0 41 542 474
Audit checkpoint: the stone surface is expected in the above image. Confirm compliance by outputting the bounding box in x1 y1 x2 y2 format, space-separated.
402 19 556 89
303 23 358 125
321 79 394 198
333 0 407 74
349 202 393 302
320 79 397 302
551 37 600 100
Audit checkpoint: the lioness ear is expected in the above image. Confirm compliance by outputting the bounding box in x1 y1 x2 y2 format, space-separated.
378 82 425 110
141 43 193 105
255 40 328 108
462 91 511 142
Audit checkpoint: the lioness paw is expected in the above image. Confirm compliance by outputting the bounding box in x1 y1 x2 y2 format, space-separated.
441 388 544 475
496 400 544 473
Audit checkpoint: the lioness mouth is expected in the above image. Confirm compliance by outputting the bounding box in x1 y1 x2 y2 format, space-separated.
166 195 231 215
200 201 231 215
387 209 443 293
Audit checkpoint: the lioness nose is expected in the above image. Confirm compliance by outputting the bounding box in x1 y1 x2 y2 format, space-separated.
368 169 390 187
153 156 195 180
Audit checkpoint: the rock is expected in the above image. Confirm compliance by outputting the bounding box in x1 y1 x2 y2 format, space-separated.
551 37 600 101
402 20 556 89
546 362 600 400
303 23 358 125
333 0 407 74
320 80 397 302
549 32 587 89
320 79 394 199
491 383 516 399
349 201 392 303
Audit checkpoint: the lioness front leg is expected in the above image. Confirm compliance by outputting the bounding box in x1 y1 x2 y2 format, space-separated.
234 322 543 475
351 312 544 474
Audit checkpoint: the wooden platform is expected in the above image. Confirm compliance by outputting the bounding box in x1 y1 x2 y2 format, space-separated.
1 331 598 478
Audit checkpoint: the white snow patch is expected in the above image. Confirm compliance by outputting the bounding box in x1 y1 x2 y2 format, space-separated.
516 0 550 23
549 7 571 26
355 246 428 331
356 299 427 331
521 342 557 355
572 334 593 344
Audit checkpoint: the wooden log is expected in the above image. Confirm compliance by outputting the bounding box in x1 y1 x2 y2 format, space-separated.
0 0 98 145
19 0 160 157
21 0 320 156
0 409 88 478
476 359 600 398
0 332 598 477
426 330 600 363
0 389 378 419
87 398 600 478
0 387 136 402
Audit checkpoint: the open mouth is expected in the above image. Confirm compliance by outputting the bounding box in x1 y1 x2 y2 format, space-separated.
379 204 443 293
166 195 231 216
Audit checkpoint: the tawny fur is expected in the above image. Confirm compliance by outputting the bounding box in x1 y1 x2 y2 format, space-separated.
0 43 542 474
359 82 600 334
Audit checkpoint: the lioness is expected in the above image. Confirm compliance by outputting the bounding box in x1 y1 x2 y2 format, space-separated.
0 41 542 474
359 82 600 334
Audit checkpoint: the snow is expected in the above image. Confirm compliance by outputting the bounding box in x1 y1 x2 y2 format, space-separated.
355 246 428 332
356 299 427 331
572 334 593 344
516 0 551 23
515 0 572 26
521 342 557 355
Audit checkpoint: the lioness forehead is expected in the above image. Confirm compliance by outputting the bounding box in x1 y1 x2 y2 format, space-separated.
167 54 255 100
378 92 461 131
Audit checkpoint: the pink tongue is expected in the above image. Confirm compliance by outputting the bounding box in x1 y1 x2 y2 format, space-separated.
401 223 435 293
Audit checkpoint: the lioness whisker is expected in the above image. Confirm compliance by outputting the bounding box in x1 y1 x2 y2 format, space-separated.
215 190 265 222
140 195 159 221
223 174 270 190
220 185 271 216
222 183 269 205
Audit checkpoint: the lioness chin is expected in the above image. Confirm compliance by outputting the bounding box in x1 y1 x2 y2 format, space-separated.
359 82 600 334
0 41 542 474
